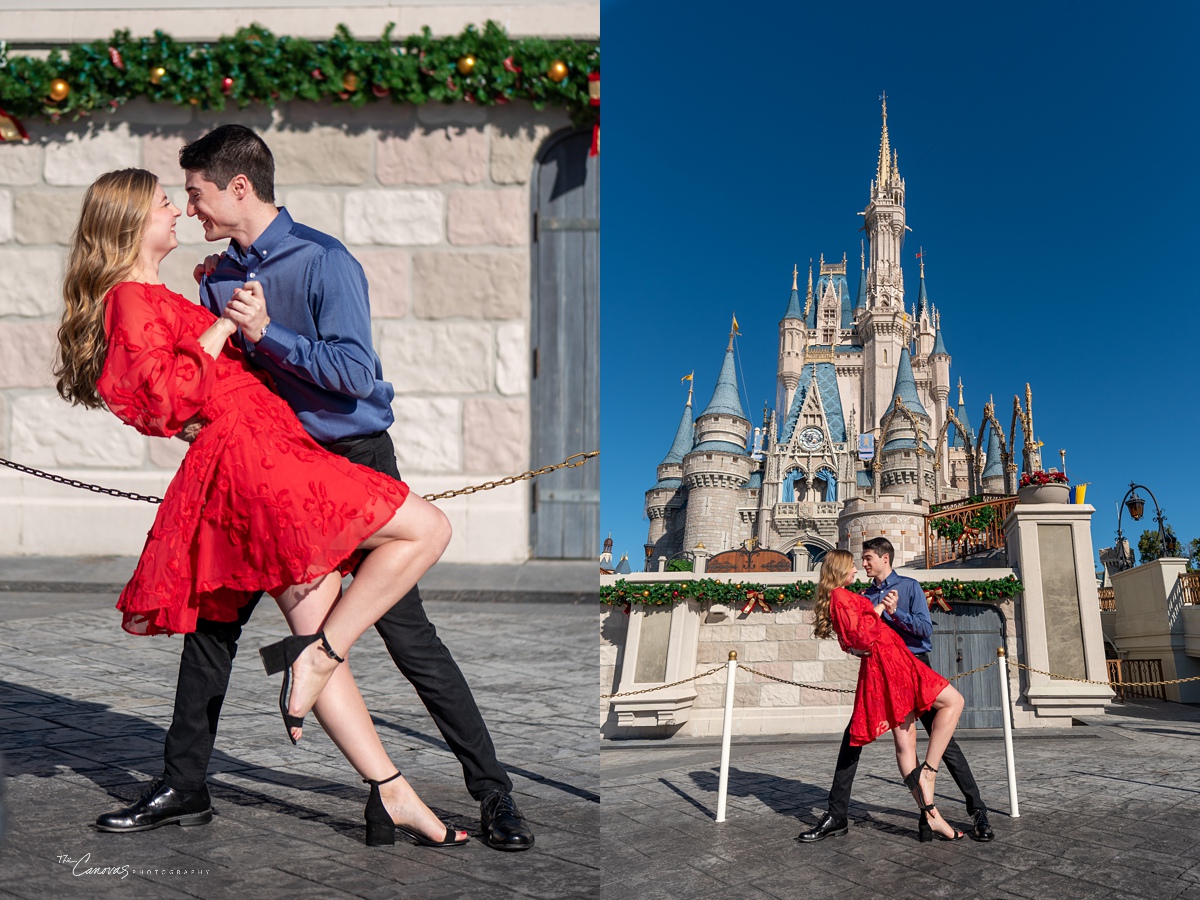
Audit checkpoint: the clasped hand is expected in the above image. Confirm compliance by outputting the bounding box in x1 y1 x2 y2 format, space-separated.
223 281 270 343
882 589 899 616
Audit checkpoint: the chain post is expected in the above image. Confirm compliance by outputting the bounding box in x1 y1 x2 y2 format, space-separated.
715 651 738 824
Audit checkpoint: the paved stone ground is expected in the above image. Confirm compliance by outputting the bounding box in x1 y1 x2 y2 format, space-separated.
601 701 1200 899
0 569 598 899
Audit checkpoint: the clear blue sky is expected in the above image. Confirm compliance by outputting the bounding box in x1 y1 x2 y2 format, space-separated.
600 0 1200 571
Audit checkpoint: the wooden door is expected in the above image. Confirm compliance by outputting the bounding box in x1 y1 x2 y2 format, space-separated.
529 129 599 558
930 604 1004 728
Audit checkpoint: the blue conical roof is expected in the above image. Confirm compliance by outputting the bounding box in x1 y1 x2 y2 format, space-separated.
884 347 928 417
854 266 867 312
701 344 745 419
783 285 803 320
916 272 929 319
932 327 948 356
660 395 694 465
951 393 973 449
982 423 1004 479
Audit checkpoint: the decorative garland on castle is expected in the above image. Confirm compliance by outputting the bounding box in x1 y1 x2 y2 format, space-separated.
600 576 1024 613
0 21 598 128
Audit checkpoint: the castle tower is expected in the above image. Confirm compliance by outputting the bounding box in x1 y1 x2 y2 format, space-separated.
644 383 695 563
681 328 753 553
914 255 935 360
600 534 613 569
947 378 974 493
777 264 806 416
859 96 908 428
878 346 934 499
981 415 1006 494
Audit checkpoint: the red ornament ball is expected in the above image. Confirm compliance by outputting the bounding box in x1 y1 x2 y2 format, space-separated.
371 83 389 98
221 77 234 95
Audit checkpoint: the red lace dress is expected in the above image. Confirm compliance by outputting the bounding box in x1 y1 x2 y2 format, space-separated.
96 281 408 636
830 586 949 746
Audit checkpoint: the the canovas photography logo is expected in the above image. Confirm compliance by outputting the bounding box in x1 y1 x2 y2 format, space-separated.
55 853 211 879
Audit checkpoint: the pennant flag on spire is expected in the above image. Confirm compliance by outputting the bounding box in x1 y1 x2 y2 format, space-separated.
681 372 693 383
732 314 740 335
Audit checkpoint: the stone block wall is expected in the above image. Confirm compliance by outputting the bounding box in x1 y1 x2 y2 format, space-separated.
0 98 570 562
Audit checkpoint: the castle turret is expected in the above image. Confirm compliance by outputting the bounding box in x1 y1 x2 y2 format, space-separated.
777 265 806 416
981 416 1005 494
914 254 935 360
681 327 753 553
877 346 934 500
643 384 694 564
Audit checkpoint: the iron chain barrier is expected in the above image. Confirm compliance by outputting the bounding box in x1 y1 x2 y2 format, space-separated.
0 450 598 505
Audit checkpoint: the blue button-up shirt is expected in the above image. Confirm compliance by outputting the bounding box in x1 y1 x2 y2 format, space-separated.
199 208 395 444
862 571 933 655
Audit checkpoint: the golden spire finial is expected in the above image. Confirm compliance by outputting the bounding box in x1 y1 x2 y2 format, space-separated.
727 312 739 351
806 259 813 300
792 264 798 291
918 246 925 279
877 92 891 190
687 371 694 406
957 377 963 406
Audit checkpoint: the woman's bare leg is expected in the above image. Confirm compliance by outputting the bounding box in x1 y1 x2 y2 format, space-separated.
274 575 466 842
280 495 452 731
915 684 966 838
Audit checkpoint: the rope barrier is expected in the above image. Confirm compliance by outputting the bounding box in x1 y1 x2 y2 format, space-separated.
603 657 999 700
0 450 598 505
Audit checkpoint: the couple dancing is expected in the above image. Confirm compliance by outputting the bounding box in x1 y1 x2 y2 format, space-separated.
799 539 995 844
53 125 532 851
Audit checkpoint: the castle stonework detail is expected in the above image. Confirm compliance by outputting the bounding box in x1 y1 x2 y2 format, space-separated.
645 100 1001 569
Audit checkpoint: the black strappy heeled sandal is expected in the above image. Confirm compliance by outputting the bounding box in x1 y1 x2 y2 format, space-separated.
258 631 343 745
363 771 470 848
905 761 964 842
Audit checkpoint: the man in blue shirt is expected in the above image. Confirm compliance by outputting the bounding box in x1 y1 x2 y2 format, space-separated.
797 536 993 844
96 125 532 851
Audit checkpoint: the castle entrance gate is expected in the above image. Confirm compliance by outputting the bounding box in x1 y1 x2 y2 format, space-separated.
929 604 1004 728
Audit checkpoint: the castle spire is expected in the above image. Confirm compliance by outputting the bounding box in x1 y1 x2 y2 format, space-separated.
884 346 928 417
916 249 929 319
803 259 814 319
660 384 696 465
784 266 804 319
876 93 892 190
702 337 745 420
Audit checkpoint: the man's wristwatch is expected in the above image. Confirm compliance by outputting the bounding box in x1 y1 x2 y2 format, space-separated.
258 320 270 343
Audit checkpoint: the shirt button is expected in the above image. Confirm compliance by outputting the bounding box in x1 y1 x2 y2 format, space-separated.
249 272 256 278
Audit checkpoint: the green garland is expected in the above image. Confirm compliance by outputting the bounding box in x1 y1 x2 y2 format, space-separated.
600 575 1024 610
0 22 598 123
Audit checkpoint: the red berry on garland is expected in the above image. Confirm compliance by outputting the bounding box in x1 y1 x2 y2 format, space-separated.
371 84 389 98
108 47 125 70
221 77 234 95
503 55 522 74
311 68 324 80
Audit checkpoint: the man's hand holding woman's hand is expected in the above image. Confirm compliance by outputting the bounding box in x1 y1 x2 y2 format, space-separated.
223 281 270 344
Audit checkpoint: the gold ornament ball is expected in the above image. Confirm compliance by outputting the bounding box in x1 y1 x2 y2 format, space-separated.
547 60 568 83
342 73 359 92
456 55 477 76
48 78 70 102
150 66 166 85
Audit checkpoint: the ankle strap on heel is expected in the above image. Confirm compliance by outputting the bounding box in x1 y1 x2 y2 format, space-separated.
318 632 345 663
363 770 403 787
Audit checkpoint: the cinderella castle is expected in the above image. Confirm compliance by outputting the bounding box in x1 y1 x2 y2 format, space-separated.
644 99 1021 570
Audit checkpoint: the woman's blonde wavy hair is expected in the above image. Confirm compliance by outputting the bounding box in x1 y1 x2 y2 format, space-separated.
54 168 158 409
813 549 856 640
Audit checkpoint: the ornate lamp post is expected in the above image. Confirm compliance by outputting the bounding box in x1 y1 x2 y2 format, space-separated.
1113 482 1175 571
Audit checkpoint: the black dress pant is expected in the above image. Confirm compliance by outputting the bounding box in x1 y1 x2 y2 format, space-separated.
826 652 983 821
162 431 511 800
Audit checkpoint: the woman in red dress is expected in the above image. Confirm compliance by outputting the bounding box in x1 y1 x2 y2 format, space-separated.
813 549 966 840
53 168 467 847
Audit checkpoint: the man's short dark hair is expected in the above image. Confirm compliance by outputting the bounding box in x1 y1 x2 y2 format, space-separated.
179 124 275 203
862 537 894 565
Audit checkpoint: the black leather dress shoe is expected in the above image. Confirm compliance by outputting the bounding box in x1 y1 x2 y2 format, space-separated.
480 791 534 851
95 777 213 832
970 809 994 842
796 812 848 843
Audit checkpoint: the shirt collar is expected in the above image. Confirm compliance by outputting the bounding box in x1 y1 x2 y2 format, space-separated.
872 571 897 591
227 207 292 265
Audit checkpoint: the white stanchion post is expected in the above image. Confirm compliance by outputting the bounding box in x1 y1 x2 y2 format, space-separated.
715 650 738 823
996 647 1020 819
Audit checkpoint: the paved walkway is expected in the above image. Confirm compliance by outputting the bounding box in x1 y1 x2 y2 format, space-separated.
0 560 598 899
601 701 1200 899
